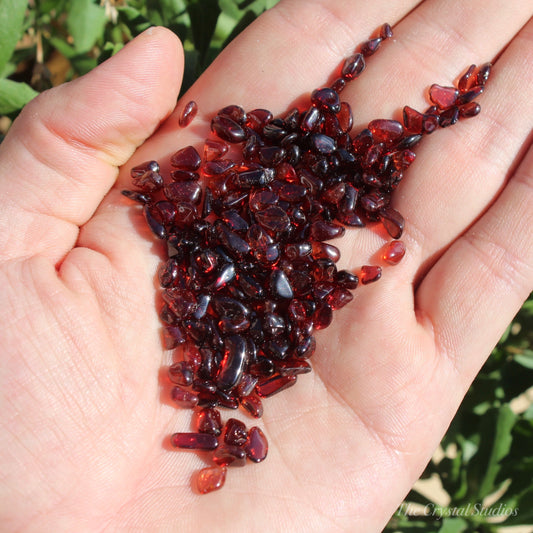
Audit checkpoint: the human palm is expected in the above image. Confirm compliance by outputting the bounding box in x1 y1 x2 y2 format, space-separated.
1 1 532 531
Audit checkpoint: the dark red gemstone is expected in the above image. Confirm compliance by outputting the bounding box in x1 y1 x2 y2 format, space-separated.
202 159 236 177
269 268 294 300
204 138 229 161
380 23 393 39
143 205 166 239
379 207 405 239
382 240 406 265
361 37 382 56
131 162 163 192
311 242 340 262
326 287 354 310
255 206 291 233
195 407 223 436
121 190 151 204
300 106 322 132
422 113 439 134
213 444 246 467
341 53 365 80
211 115 247 143
310 133 337 154
458 64 476 92
170 169 199 182
240 394 263 418
171 386 199 408
459 102 481 118
368 119 403 143
171 432 218 450
258 145 286 166
233 168 275 189
338 102 353 133
179 100 198 127
313 301 333 329
331 77 346 93
403 106 424 134
164 182 202 204
218 104 246 124
163 325 187 349
197 466 226 494
360 265 382 284
216 334 248 391
311 87 341 113
429 84 459 109
334 270 359 289
457 85 484 105
214 263 236 290
255 373 297 397
222 418 248 446
245 426 268 463
170 146 202 170
246 108 273 131
439 106 459 128
168 361 194 386
310 220 345 241
275 359 312 376
476 63 491 86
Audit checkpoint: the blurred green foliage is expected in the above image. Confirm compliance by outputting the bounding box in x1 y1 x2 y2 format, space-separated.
0 1 531 529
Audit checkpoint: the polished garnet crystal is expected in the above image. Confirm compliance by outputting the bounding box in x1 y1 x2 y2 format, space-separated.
124 24 489 494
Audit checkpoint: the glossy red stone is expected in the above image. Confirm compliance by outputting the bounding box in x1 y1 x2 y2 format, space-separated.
222 418 248 446
341 53 365 79
429 84 459 109
361 37 382 56
382 240 406 265
255 374 297 397
311 87 341 113
379 207 405 239
360 265 382 284
179 100 198 127
240 394 263 418
211 114 247 143
213 444 247 467
171 386 199 408
204 138 229 161
216 334 248 391
458 64 476 92
164 182 202 204
197 465 226 494
368 119 404 143
195 407 223 436
459 102 481 118
219 104 246 124
168 361 194 386
245 426 268 463
170 146 202 170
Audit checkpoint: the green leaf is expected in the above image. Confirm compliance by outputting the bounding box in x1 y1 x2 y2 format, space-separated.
0 0 28 74
497 486 533 526
116 6 152 37
0 79 38 114
513 349 533 369
469 405 516 499
67 0 108 53
186 0 221 67
437 517 469 533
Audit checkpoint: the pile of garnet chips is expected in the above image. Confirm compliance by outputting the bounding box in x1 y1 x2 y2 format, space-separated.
123 23 489 493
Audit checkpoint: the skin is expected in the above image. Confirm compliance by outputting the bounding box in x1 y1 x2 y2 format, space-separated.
0 0 532 531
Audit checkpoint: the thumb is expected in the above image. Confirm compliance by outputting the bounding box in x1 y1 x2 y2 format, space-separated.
0 27 183 263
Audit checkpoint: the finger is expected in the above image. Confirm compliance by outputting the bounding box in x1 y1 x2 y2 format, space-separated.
0 27 183 263
416 136 533 387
